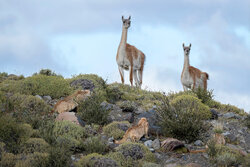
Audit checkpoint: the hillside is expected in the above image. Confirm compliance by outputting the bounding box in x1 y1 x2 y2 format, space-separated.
0 69 249 167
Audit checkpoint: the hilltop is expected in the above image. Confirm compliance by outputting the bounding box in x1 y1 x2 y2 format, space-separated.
0 69 249 167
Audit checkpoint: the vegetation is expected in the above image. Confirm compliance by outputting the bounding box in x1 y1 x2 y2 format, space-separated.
83 135 108 154
77 92 109 125
157 94 211 142
103 121 130 140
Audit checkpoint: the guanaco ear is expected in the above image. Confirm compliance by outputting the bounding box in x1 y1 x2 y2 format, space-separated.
128 16 131 20
183 43 185 48
189 43 192 48
122 16 124 21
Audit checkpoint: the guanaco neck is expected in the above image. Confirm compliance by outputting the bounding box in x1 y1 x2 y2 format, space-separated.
183 53 190 71
119 27 128 47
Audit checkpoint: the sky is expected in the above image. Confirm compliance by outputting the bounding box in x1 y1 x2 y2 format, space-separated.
0 0 250 112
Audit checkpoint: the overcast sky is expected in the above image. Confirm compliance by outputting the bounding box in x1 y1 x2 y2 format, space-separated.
0 0 250 112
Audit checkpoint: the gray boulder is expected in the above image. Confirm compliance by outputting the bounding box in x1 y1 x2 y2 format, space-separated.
70 79 95 91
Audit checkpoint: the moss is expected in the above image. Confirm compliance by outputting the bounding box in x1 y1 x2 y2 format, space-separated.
103 121 130 140
83 135 108 154
53 121 86 150
20 138 50 154
0 74 73 99
175 147 188 154
15 152 49 167
0 115 33 153
75 153 120 167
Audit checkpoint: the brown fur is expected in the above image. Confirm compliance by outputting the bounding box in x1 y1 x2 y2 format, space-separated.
115 117 149 144
52 90 91 113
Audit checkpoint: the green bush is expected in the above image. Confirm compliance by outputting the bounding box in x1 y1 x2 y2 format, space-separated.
77 92 109 125
53 121 86 150
245 114 250 129
0 153 16 167
37 69 58 76
108 142 155 167
9 93 52 128
157 95 211 142
0 74 73 99
75 153 120 167
15 152 49 167
192 88 214 105
220 104 245 115
20 138 50 154
83 136 108 154
103 121 130 140
207 140 243 166
0 72 8 82
0 115 33 153
0 91 11 112
0 142 6 161
47 145 72 167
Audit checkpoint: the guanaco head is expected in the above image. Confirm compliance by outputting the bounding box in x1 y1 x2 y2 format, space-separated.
138 117 148 125
183 43 191 56
122 16 131 29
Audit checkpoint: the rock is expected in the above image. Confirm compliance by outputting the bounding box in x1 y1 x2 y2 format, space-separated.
210 108 218 119
134 107 145 115
108 137 114 144
92 157 119 167
152 139 161 150
194 140 204 146
53 90 90 113
43 95 52 102
223 132 237 143
108 105 133 123
247 150 250 153
161 138 185 152
164 163 178 167
223 112 242 119
149 148 155 152
100 102 114 111
55 112 85 126
144 140 153 148
108 143 119 150
135 109 162 135
117 144 144 160
35 95 42 100
70 79 95 91
120 101 137 112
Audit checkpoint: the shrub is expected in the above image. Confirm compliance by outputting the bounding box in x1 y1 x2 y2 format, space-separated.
0 115 33 153
0 72 8 82
53 121 86 150
37 69 58 76
109 142 156 167
9 93 51 128
213 123 224 134
0 91 11 112
0 74 73 99
103 121 130 140
207 140 243 166
108 83 163 110
83 135 108 154
192 88 214 105
245 114 250 129
15 152 49 167
47 145 72 167
157 95 211 142
38 120 56 145
0 142 6 161
20 138 50 154
77 92 109 125
0 153 16 167
142 162 161 167
75 153 120 167
220 104 245 115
